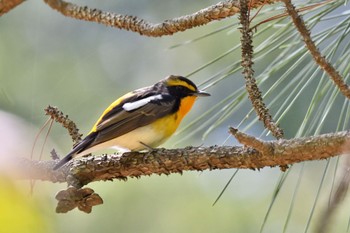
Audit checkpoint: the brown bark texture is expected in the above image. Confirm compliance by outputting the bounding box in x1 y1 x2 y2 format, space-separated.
10 130 349 188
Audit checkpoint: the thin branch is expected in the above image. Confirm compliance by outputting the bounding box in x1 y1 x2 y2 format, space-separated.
43 0 238 37
42 0 278 37
229 127 273 155
239 0 284 139
12 130 350 186
45 105 82 144
0 0 24 16
282 0 350 99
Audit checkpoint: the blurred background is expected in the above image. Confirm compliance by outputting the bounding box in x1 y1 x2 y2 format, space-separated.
1 0 350 232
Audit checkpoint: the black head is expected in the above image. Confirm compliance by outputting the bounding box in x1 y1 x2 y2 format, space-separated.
162 75 210 98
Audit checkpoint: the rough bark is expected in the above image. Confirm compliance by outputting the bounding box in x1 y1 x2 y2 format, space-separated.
11 130 349 188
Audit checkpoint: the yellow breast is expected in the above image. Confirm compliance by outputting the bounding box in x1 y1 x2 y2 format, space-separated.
152 96 197 138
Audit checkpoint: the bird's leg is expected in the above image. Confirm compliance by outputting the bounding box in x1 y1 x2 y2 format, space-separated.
138 141 157 164
139 141 156 152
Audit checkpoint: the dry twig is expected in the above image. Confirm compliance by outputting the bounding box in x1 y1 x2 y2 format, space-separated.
239 0 284 139
229 127 273 155
39 0 277 37
282 0 350 99
0 0 24 16
45 105 82 144
43 0 239 37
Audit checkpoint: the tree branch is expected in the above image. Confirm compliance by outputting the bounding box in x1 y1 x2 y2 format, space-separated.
12 130 350 187
0 0 24 16
282 0 350 99
239 0 284 139
10 129 349 213
45 105 82 144
40 0 278 37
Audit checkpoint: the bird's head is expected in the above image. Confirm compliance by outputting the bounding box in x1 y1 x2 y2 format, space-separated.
162 75 210 98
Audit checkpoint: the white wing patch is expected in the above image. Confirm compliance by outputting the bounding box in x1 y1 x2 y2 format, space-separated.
122 94 163 111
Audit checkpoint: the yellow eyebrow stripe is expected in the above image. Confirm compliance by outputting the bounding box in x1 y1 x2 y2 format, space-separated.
89 91 134 134
166 79 196 92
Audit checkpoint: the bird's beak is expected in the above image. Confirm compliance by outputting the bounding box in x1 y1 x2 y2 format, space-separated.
193 90 210 97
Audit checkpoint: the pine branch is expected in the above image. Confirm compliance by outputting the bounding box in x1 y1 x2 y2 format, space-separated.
45 106 82 144
42 0 236 37
239 0 284 139
12 130 349 186
38 0 278 37
9 129 349 213
282 0 350 99
0 0 24 16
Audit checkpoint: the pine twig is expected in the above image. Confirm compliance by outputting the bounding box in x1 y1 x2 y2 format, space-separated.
42 0 238 37
239 0 284 139
282 0 350 99
229 127 273 155
45 105 82 144
0 0 24 16
41 0 278 37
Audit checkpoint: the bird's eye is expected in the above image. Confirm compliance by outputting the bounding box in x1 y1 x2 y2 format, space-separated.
168 85 192 97
176 86 187 92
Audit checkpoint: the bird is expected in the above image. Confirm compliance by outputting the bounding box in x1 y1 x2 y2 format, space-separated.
53 75 210 170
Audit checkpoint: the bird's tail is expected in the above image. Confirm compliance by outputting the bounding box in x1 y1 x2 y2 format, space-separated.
53 152 74 170
53 133 96 170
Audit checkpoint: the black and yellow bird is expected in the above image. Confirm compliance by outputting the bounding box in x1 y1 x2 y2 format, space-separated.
53 75 210 170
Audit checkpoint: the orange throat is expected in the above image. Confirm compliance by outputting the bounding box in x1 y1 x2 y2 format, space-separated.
176 96 197 123
151 96 197 139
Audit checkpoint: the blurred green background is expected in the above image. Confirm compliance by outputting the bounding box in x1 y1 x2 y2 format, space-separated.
1 1 350 233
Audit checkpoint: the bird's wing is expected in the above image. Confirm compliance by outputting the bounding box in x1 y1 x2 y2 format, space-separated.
86 92 178 149
53 88 177 169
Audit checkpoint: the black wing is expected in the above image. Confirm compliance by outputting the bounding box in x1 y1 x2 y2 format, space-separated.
90 93 178 148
